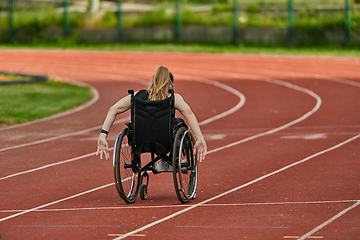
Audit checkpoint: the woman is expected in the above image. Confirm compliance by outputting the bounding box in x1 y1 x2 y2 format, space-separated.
96 66 207 166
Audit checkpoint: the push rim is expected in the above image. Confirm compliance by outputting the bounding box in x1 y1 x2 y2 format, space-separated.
178 130 197 199
173 127 197 203
113 128 140 204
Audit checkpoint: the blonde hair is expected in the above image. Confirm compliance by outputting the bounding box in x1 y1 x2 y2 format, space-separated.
147 66 174 101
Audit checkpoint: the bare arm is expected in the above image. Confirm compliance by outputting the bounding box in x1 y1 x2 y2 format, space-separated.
96 94 132 160
175 93 207 161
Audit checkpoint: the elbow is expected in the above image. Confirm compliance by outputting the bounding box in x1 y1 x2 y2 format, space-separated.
109 104 129 116
182 109 194 118
108 106 118 116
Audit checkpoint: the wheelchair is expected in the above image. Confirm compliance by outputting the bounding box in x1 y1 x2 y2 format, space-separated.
113 89 198 204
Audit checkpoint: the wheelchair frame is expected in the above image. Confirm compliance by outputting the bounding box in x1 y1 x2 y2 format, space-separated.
113 89 198 204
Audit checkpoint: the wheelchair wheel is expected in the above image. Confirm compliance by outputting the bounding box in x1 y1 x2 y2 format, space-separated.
172 127 198 204
113 128 141 204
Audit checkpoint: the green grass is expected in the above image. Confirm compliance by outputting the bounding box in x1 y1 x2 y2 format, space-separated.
0 79 92 127
1 43 359 58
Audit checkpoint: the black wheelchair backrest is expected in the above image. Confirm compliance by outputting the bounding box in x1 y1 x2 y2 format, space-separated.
129 89 175 155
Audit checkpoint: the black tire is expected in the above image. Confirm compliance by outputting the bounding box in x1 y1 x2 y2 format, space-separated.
114 128 141 204
172 127 198 204
139 184 147 200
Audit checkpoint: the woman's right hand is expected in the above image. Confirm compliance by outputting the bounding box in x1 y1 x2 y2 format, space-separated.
96 135 109 160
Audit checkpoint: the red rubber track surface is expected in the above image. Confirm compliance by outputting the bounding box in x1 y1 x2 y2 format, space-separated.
0 51 359 240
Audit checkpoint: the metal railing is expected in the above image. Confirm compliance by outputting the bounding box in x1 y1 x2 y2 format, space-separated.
2 0 357 46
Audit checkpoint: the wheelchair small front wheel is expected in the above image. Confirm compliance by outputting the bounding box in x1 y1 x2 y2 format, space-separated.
139 184 147 200
113 128 141 204
172 127 198 204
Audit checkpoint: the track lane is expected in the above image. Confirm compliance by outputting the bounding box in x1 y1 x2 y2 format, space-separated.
0 51 360 240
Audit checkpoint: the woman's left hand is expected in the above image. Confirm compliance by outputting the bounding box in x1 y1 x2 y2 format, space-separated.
96 135 109 160
194 139 207 162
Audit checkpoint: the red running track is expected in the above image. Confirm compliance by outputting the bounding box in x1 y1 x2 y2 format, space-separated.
0 51 359 240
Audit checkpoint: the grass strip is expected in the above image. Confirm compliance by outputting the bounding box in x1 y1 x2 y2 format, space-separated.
0 79 92 127
1 43 359 58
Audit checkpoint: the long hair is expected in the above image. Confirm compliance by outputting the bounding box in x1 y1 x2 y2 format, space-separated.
147 66 174 101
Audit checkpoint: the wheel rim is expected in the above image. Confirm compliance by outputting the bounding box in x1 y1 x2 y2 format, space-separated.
178 130 196 199
173 128 197 203
114 129 140 203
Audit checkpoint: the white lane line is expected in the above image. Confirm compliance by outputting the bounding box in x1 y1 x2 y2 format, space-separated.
2 200 358 213
252 67 360 89
0 77 99 132
315 74 360 87
0 117 128 154
208 77 321 154
1 151 93 181
298 200 360 240
203 200 360 207
113 133 360 240
178 76 246 126
0 183 113 223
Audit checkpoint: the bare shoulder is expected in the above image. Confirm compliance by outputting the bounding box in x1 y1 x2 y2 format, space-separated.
174 93 184 101
174 93 190 112
174 93 186 106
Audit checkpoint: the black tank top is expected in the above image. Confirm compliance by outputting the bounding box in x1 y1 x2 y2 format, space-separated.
135 89 174 102
135 90 149 100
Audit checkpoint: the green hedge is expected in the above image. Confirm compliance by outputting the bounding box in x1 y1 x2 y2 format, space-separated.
1 2 359 47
